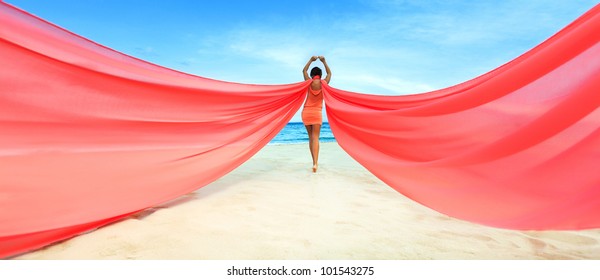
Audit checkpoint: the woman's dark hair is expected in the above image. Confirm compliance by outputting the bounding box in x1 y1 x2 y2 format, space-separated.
310 67 322 78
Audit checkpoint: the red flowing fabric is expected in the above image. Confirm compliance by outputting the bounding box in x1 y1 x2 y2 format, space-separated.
0 3 309 258
324 4 600 230
1 2 600 258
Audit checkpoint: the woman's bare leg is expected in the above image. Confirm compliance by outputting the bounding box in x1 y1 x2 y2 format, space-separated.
305 125 314 169
311 124 321 172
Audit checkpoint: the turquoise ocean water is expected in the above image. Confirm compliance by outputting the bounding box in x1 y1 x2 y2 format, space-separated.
270 122 336 144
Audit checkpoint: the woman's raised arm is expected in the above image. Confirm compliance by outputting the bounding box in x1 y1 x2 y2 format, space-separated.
319 56 331 83
303 56 318 81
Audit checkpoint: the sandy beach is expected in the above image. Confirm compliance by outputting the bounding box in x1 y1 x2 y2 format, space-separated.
14 142 600 260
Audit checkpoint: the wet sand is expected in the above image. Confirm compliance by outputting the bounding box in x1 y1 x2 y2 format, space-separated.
15 143 600 259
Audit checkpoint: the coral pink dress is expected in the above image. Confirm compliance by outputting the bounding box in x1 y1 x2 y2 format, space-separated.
301 76 324 125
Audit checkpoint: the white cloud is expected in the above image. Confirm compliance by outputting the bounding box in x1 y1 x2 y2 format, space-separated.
175 0 598 96
341 74 436 95
165 0 598 122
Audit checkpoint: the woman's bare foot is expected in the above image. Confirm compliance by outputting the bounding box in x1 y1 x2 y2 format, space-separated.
312 164 318 173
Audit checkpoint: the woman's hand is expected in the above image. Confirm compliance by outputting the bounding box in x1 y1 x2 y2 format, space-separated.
318 56 325 62
311 56 318 61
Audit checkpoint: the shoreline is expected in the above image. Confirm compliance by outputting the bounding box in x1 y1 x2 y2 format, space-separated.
15 142 600 259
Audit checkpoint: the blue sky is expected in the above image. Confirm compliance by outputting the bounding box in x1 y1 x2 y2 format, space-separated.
5 0 598 121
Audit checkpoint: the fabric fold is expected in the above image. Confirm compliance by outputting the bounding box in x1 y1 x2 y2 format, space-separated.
0 3 309 258
323 4 600 230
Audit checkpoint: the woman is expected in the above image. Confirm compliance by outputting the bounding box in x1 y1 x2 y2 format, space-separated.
302 55 331 173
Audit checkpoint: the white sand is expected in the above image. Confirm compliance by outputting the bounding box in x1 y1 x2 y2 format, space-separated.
14 143 600 259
